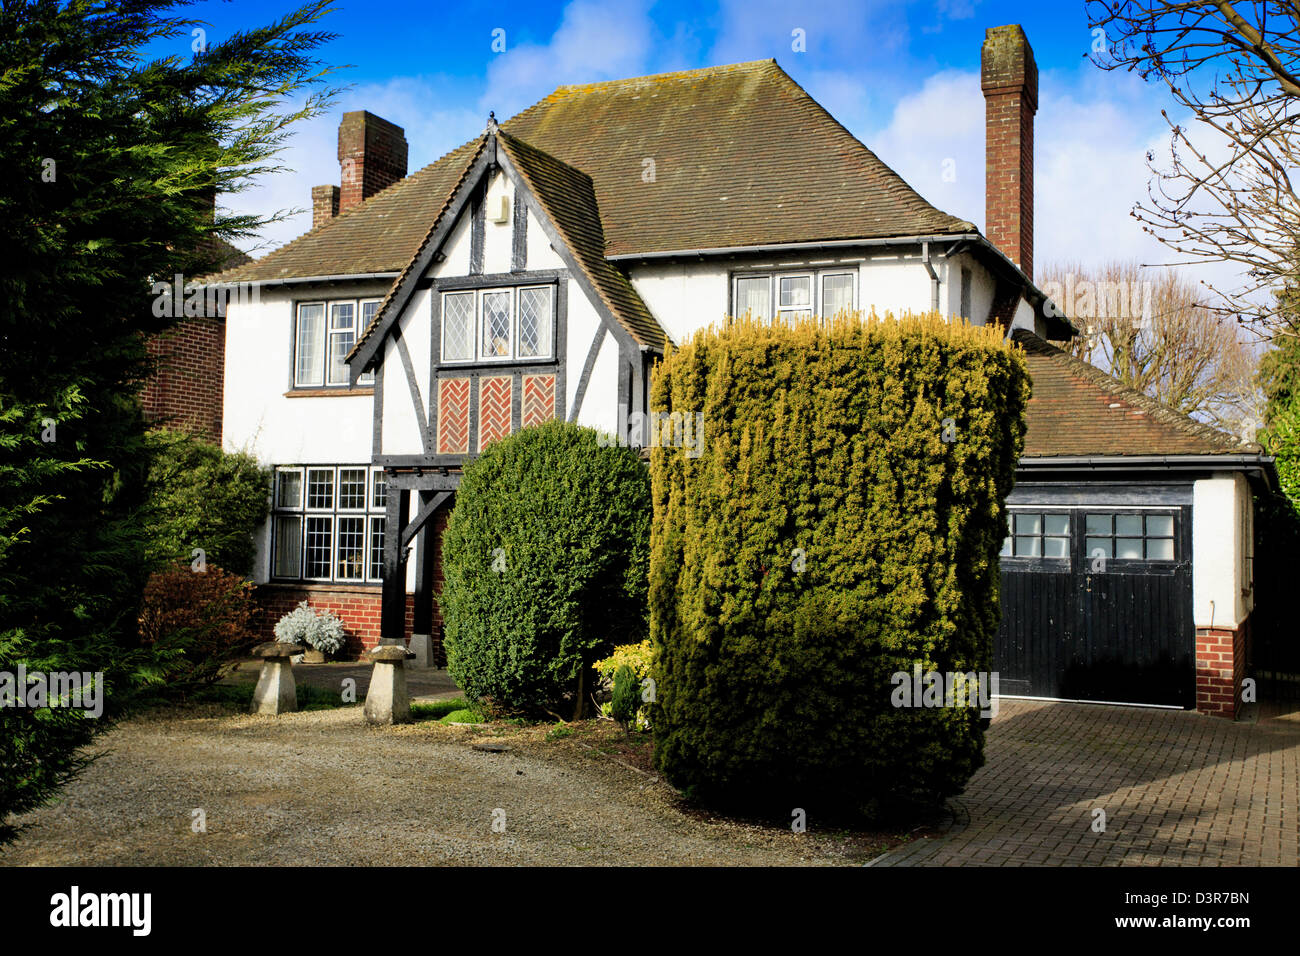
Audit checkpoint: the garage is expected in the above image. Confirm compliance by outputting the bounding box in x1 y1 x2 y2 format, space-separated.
1001 333 1275 715
996 483 1194 707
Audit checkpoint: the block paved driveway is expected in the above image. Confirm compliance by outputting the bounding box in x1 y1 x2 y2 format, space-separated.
871 699 1300 866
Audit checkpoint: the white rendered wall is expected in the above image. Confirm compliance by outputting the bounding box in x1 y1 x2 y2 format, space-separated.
482 170 513 274
222 289 376 465
525 207 564 271
378 287 431 457
1192 473 1254 628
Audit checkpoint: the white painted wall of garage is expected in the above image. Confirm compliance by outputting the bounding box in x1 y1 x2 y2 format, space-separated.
1192 473 1255 628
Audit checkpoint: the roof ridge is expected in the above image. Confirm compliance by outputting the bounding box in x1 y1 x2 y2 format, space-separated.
549 59 778 96
1012 330 1255 452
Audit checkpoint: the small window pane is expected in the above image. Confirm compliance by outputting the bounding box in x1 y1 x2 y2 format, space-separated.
295 303 325 386
1086 538 1112 559
336 517 366 580
327 302 355 385
1014 513 1042 535
1116 537 1143 559
1147 514 1174 537
443 292 475 361
1043 537 1069 558
369 516 386 580
736 276 771 321
371 469 387 511
518 287 553 358
1043 514 1069 536
822 274 854 319
358 302 379 384
1015 536 1041 557
1000 536 1012 557
275 470 302 510
338 468 367 510
779 276 811 307
273 516 302 578
1148 537 1174 560
1115 514 1144 536
481 291 512 358
1085 514 1111 535
304 516 332 578
306 468 334 510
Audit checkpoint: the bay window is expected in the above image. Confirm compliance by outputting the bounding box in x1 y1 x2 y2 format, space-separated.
271 465 387 583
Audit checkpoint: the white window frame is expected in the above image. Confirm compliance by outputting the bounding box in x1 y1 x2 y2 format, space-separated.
439 283 556 365
272 464 389 584
731 269 858 324
294 297 379 388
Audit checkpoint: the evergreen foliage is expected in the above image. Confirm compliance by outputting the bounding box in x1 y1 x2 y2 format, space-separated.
648 312 1029 816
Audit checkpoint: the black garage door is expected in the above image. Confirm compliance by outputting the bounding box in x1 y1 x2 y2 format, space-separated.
995 501 1195 708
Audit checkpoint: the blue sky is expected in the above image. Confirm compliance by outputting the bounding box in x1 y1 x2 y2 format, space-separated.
164 0 1218 287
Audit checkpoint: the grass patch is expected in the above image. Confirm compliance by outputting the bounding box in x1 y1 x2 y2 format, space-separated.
438 707 483 725
411 697 471 721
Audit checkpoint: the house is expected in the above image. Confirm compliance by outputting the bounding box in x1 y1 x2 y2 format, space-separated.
200 24 1274 718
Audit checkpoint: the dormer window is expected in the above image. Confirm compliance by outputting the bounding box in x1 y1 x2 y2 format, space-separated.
440 283 555 364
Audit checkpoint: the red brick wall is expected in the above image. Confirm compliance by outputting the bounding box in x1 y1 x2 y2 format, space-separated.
337 111 408 214
1196 621 1247 718
143 315 225 444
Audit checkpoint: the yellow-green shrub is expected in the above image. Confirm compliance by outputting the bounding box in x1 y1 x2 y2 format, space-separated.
649 311 1029 816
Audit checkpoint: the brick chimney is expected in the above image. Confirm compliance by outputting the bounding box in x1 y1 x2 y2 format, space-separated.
311 184 339 229
981 24 1038 280
337 111 408 214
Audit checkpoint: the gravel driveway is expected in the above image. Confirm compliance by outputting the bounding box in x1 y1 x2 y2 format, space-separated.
0 703 893 866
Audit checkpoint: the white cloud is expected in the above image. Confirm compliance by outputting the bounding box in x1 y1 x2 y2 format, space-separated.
479 0 658 118
861 61 1246 298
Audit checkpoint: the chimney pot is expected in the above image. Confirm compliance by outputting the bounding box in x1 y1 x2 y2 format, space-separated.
982 24 1038 280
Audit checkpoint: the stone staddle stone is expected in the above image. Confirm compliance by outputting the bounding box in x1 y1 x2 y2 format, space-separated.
364 645 416 725
250 643 304 715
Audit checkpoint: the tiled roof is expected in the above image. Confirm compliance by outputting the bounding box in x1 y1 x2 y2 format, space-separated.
209 59 973 283
502 60 974 256
207 139 481 284
497 131 665 349
1016 331 1257 458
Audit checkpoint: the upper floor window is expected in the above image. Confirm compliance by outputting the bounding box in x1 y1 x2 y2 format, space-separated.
294 298 379 388
732 270 857 323
441 284 554 364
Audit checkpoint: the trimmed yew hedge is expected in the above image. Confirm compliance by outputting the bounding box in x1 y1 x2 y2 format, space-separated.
441 421 651 717
649 312 1030 816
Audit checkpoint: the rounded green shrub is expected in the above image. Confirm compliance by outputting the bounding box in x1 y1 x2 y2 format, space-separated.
441 420 651 717
649 312 1029 817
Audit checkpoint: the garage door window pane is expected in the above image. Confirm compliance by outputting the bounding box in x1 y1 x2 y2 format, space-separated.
1014 536 1040 557
1147 514 1174 537
1086 537 1111 558
1147 537 1174 560
1085 514 1111 535
1116 514 1144 536
1014 513 1041 535
1043 536 1069 558
1043 514 1069 536
1116 537 1143 559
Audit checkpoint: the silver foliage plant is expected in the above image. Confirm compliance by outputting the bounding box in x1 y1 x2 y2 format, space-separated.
274 600 347 655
